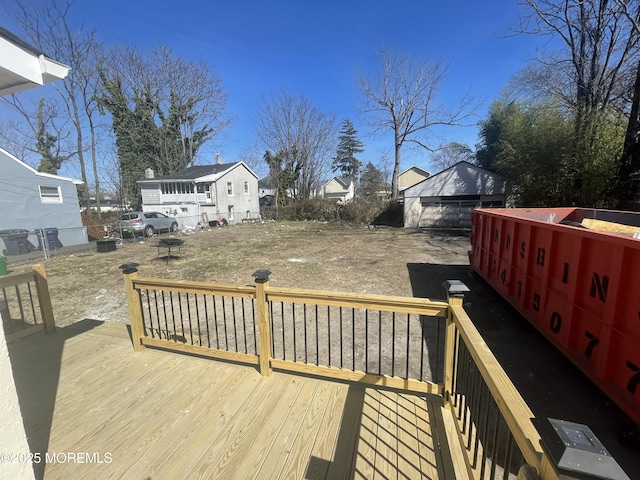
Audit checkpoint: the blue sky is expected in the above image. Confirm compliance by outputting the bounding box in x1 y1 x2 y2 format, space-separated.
7 1 546 180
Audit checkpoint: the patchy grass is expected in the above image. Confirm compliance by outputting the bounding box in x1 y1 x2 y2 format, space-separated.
7 221 471 327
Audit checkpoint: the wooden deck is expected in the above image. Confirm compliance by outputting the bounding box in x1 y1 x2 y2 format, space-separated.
8 320 458 480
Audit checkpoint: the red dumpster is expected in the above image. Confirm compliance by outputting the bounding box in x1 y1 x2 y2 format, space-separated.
470 207 640 425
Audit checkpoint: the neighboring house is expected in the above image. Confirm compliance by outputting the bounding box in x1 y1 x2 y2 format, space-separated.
399 165 430 192
138 160 260 226
0 147 87 250
323 176 354 203
81 197 129 212
403 161 507 228
1 26 70 480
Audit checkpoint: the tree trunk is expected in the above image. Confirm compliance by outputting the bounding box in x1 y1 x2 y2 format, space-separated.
616 59 640 210
391 135 401 201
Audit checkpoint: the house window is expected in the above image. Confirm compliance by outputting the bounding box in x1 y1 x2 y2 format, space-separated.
244 181 249 195
39 185 62 203
227 181 234 196
228 205 234 220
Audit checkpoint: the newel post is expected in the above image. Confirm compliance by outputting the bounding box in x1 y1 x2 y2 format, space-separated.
253 269 273 376
442 280 470 400
120 263 145 352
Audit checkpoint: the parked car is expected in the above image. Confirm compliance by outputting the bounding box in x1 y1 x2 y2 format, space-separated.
118 211 179 237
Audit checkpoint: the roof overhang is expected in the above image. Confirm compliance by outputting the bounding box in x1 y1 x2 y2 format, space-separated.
0 28 70 96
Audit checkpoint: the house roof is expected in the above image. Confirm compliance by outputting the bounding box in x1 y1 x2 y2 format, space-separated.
138 162 258 183
0 147 83 184
399 165 430 178
258 174 275 189
0 27 70 96
324 176 352 189
403 161 506 198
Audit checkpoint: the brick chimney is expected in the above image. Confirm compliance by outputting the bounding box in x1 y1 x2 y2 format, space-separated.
215 153 221 164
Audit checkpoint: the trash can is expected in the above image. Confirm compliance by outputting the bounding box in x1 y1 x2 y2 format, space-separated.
44 227 60 251
0 256 6 276
0 229 30 255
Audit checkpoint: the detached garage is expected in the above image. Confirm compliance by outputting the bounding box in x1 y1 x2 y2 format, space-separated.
403 162 507 228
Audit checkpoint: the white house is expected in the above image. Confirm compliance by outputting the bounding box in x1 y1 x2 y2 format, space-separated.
0 26 70 480
323 176 354 203
138 160 260 226
403 161 507 228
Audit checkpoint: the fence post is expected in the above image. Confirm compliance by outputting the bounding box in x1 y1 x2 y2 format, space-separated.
442 280 469 400
33 263 56 334
121 263 145 352
253 269 273 376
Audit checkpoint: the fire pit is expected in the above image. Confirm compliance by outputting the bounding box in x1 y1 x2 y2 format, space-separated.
152 238 184 262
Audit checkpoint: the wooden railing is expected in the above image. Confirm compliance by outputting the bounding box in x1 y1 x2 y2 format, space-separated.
0 264 56 342
123 269 555 480
443 291 550 480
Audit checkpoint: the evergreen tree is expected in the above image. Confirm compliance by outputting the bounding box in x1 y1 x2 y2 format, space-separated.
332 118 364 178
359 162 384 198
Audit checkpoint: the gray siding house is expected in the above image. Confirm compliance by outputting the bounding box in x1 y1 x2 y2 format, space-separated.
403 161 507 228
0 147 86 249
138 161 260 226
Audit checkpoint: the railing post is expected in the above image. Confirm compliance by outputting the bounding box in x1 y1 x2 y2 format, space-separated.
121 263 145 352
442 280 470 400
33 263 56 334
253 269 272 376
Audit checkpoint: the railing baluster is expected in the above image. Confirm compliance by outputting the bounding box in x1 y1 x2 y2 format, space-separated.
270 301 275 355
231 297 238 352
251 298 257 354
391 312 396 377
186 293 194 344
212 295 220 349
178 292 185 341
339 306 343 369
221 295 228 350
281 302 286 360
241 298 247 354
327 305 331 367
365 310 369 373
292 303 297 362
406 313 410 379
489 409 502 480
303 304 308 364
315 305 319 366
352 308 356 371
195 294 203 346
503 431 515 480
203 294 211 348
378 311 382 375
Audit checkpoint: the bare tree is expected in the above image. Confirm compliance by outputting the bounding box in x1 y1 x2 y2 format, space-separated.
517 0 640 201
355 48 476 199
430 142 474 171
5 0 104 214
98 44 231 205
253 91 337 199
0 94 72 169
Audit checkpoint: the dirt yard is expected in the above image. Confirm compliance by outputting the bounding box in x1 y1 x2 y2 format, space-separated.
8 221 471 328
6 220 639 476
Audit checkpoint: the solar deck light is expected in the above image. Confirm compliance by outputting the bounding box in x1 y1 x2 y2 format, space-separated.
119 262 139 274
442 279 470 296
532 418 630 480
252 269 271 283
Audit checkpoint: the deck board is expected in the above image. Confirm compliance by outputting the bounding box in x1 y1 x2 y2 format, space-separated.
8 321 451 480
